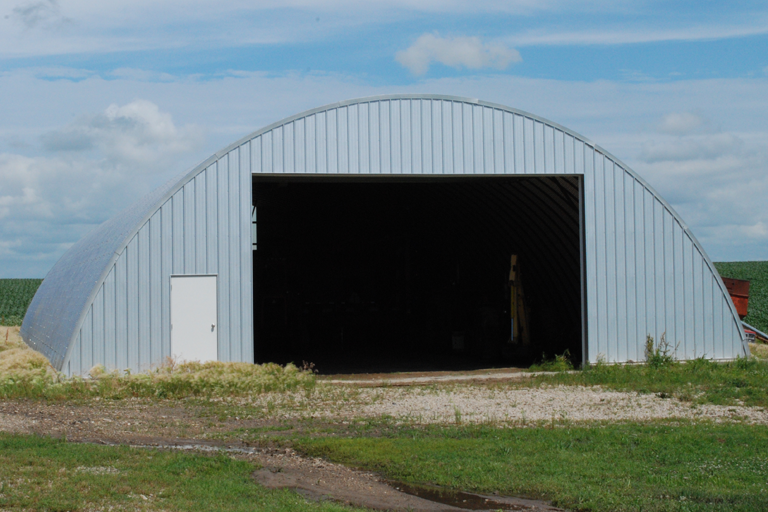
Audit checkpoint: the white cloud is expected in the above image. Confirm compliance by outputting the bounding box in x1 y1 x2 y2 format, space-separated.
0 239 23 258
639 133 740 162
743 222 768 239
628 115 768 260
396 34 521 76
40 100 202 165
657 112 706 134
0 99 203 276
1 69 768 274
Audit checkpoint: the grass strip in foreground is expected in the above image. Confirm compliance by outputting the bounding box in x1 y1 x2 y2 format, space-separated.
0 433 364 512
527 357 768 408
296 422 768 512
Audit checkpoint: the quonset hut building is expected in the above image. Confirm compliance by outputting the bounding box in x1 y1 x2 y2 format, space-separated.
22 95 748 376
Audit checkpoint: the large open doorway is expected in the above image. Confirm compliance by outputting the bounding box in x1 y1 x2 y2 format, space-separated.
252 176 584 374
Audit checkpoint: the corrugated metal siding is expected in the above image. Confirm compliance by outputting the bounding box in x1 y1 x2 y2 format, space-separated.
60 149 252 376
21 171 187 369
243 96 744 363
24 94 744 375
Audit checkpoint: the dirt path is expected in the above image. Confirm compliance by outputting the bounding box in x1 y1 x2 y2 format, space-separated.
0 399 563 511
0 380 765 511
251 446 562 511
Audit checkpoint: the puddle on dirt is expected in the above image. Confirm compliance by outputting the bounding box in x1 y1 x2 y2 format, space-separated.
389 481 555 511
120 442 560 511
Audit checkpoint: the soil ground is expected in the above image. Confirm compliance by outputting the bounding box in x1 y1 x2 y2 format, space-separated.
2 370 767 510
0 394 565 511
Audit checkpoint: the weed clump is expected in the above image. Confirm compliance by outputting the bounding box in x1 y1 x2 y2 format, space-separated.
529 350 574 372
0 327 315 400
644 333 678 369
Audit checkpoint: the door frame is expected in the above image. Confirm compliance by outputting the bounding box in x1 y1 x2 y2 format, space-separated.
170 273 219 362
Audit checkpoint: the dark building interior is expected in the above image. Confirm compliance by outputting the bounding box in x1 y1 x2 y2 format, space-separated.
252 176 583 374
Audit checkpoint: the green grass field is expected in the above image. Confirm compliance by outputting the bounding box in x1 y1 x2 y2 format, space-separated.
0 433 363 512
297 422 768 512
529 357 768 408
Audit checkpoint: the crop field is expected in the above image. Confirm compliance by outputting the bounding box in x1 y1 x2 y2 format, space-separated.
714 261 768 334
0 279 42 326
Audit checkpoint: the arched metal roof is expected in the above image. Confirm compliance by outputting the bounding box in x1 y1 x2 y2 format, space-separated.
21 172 186 368
22 94 747 371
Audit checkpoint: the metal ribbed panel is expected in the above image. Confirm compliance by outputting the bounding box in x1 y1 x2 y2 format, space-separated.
138 223 150 370
172 191 184 274
23 148 251 374
149 212 162 365
103 267 115 369
81 306 92 374
22 94 744 374
184 181 195 273
239 143 253 363
228 148 242 362
245 96 744 363
126 234 139 370
160 203 173 360
115 251 127 370
70 332 81 376
21 170 185 369
205 165 218 272
632 181 646 361
217 156 231 361
195 175 207 272
58 160 253 374
92 286 104 369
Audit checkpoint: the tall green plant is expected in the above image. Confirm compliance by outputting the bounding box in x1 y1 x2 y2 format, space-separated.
644 333 677 368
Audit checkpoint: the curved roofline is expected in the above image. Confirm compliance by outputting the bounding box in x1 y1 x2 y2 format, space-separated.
591 147 746 356
60 94 746 368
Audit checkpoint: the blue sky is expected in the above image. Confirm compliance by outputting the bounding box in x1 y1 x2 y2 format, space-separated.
1 0 767 277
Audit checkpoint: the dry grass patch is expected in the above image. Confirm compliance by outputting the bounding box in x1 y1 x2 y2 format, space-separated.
750 342 768 359
0 326 58 382
89 360 317 399
0 328 316 400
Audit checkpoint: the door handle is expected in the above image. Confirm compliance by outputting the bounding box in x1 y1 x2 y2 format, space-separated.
211 324 216 331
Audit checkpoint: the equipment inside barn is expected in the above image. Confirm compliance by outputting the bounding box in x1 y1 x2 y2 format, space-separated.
252 177 582 373
508 254 530 345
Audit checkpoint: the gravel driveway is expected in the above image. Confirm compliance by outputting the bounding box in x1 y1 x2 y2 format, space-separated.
243 383 768 425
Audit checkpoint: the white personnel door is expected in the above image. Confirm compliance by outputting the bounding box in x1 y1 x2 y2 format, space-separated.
171 275 218 363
